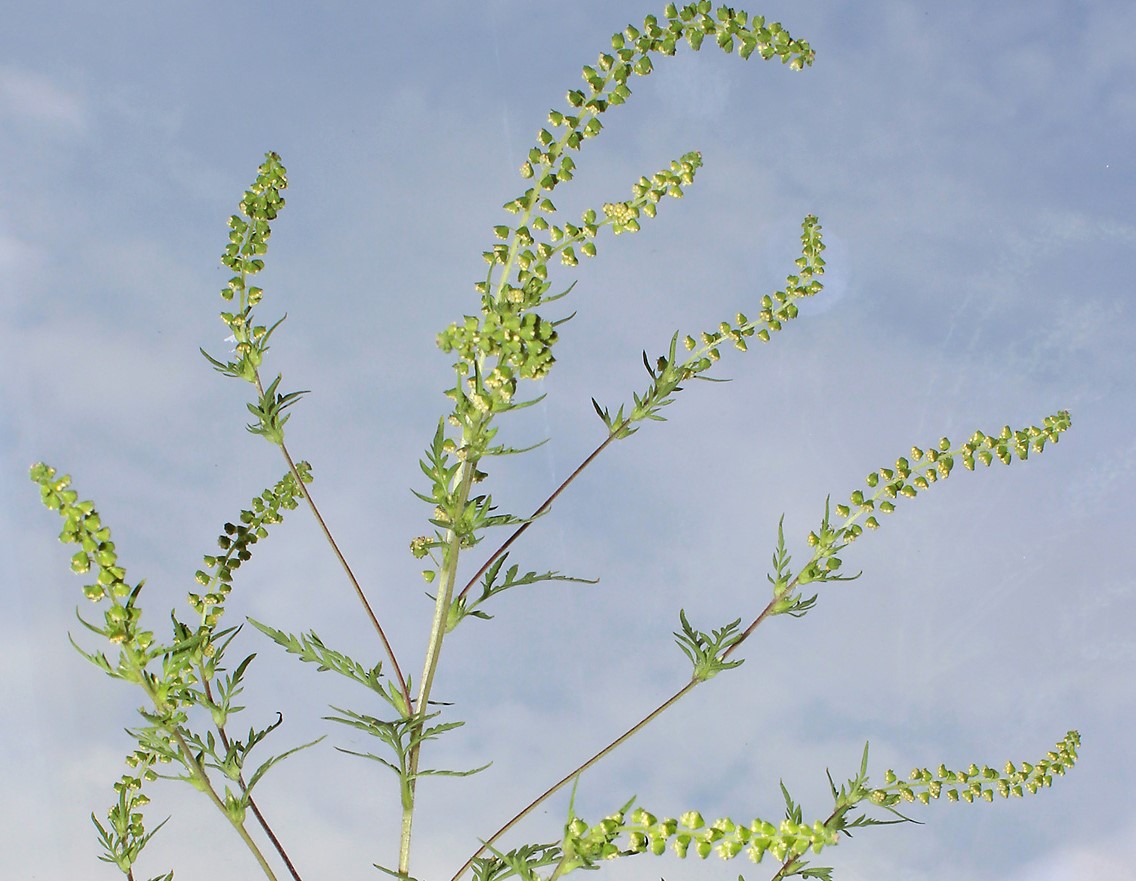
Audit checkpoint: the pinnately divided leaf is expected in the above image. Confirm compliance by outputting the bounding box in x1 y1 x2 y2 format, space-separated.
246 619 385 695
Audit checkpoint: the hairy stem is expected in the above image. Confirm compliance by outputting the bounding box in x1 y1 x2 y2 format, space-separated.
402 456 479 875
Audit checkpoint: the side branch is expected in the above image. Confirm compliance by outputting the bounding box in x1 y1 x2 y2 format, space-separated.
452 586 786 881
455 431 620 605
449 683 693 881
277 437 409 705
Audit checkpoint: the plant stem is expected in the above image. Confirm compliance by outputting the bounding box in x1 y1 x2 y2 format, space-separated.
449 682 692 881
401 456 478 875
769 801 847 881
276 435 410 707
128 646 281 881
229 812 283 881
455 431 621 605
723 593 783 661
450 584 788 881
200 676 306 881
247 797 302 881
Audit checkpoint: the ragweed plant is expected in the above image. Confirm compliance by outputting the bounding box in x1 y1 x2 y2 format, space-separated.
30 3 1079 881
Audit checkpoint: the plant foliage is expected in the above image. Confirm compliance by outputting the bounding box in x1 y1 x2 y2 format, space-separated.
30 4 1077 881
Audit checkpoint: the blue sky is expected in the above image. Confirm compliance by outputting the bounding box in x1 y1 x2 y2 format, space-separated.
3 2 1134 880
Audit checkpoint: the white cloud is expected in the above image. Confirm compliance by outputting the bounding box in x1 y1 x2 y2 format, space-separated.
1001 815 1136 881
0 65 87 133
650 48 733 121
0 226 43 306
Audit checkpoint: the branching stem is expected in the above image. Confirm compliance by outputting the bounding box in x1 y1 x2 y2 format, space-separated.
449 681 694 881
450 582 785 881
270 391 410 707
200 676 305 881
128 646 281 881
455 430 621 605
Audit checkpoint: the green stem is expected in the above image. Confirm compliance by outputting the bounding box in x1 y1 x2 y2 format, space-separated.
164 725 279 880
770 801 847 881
401 456 478 876
128 648 280 881
228 812 282 881
200 676 305 881
546 852 572 881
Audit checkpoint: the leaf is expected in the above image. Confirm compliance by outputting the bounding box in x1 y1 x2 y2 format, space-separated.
373 862 423 881
243 735 326 793
673 609 744 681
416 759 492 778
334 747 401 775
247 618 386 695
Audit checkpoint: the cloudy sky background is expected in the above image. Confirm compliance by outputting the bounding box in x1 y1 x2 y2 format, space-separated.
3 2 1134 880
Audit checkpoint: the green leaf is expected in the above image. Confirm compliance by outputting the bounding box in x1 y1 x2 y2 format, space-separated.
673 609 744 681
244 373 309 444
247 618 386 695
450 552 597 631
243 734 326 794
